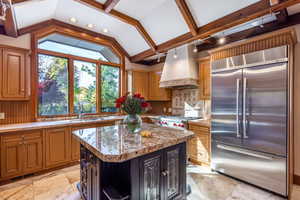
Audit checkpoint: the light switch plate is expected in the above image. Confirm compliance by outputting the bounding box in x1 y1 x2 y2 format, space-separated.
0 113 5 119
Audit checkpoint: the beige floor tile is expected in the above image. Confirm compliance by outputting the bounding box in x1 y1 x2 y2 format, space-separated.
33 174 73 200
0 184 34 200
64 170 80 184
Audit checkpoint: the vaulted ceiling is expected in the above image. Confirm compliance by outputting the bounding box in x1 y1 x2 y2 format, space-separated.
6 0 300 62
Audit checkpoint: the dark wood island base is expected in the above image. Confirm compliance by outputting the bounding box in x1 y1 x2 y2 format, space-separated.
78 143 187 200
72 124 194 200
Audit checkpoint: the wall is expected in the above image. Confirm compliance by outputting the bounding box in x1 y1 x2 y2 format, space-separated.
0 34 34 124
293 25 300 176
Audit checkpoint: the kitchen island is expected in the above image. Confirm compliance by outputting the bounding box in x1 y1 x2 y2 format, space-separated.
72 123 194 200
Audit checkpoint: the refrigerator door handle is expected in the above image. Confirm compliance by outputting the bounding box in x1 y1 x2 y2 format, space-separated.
216 144 275 160
243 78 248 139
236 79 241 138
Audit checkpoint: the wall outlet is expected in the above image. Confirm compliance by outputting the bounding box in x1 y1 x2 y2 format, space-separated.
0 113 5 120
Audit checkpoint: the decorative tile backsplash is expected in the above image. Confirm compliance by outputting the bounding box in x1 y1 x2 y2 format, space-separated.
172 89 203 117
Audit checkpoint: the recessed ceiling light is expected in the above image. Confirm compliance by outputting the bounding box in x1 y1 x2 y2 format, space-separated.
69 17 77 23
87 24 95 28
218 37 226 44
103 28 109 33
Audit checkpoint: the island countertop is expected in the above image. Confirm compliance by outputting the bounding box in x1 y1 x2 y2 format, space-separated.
72 123 194 163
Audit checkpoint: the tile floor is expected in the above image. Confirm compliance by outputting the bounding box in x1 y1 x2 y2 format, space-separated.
0 165 299 200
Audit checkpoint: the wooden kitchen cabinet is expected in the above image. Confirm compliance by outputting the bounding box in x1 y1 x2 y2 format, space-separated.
0 47 30 101
199 58 211 100
0 130 43 179
132 71 149 99
45 128 71 168
188 124 211 165
71 134 80 161
148 70 171 101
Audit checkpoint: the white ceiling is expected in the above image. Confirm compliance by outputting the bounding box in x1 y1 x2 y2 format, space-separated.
13 0 300 57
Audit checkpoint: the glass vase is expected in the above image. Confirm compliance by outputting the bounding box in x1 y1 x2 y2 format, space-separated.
123 114 142 134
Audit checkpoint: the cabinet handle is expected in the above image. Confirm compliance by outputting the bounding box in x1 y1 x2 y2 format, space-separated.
19 142 23 145
161 170 168 176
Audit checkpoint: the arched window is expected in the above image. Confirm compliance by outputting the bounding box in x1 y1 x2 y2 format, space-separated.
37 33 122 116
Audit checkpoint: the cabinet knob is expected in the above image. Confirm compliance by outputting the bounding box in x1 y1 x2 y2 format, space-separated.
161 170 169 176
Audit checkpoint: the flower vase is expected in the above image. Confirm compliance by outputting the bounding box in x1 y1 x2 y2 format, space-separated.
123 114 142 134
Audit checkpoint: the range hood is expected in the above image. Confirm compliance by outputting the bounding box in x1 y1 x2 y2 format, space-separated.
160 44 198 88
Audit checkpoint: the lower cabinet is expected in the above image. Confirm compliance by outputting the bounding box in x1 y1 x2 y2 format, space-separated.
0 130 43 179
45 128 71 168
71 134 80 161
188 124 211 165
139 143 186 200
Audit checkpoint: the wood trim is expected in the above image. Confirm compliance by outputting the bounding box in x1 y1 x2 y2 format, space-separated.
104 0 120 13
294 175 300 185
175 0 198 36
210 27 297 60
130 0 300 62
68 58 74 114
2 0 18 37
74 0 157 52
18 19 129 58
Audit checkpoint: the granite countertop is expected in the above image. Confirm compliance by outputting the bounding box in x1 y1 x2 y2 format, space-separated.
188 119 211 127
72 123 194 162
0 115 161 134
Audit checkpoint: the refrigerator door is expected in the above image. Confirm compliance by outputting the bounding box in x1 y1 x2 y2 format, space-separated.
211 69 243 146
242 63 287 156
212 141 287 196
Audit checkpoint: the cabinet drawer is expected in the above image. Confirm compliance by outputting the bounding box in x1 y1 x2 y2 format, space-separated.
1 134 22 143
189 125 210 133
23 130 42 140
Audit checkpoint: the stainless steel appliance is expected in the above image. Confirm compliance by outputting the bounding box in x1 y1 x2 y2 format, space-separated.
156 116 201 129
211 46 289 197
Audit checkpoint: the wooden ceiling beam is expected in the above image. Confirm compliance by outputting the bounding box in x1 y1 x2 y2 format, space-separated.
131 0 300 62
74 0 157 52
275 0 288 23
141 11 300 65
175 0 198 36
18 19 130 58
104 0 120 13
11 0 29 3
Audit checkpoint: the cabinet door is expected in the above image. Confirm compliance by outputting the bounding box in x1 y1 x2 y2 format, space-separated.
71 134 80 161
199 59 211 100
23 137 43 173
1 135 23 178
164 144 186 200
132 71 149 100
140 151 163 200
1 48 29 100
188 125 211 165
148 71 171 101
45 128 71 168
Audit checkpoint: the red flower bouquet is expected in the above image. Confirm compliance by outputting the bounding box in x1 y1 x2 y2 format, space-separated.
115 93 150 115
115 93 151 133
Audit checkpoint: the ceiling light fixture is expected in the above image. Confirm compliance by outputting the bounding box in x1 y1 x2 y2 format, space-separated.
173 49 178 59
69 17 77 23
157 53 161 63
218 37 226 44
87 24 95 28
193 44 198 53
103 28 109 33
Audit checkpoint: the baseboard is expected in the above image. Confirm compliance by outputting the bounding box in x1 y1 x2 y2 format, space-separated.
294 175 300 185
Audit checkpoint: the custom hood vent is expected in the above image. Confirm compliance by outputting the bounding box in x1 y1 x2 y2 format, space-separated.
160 44 198 88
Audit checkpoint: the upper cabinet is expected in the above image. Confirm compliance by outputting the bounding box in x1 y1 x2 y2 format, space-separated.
148 70 171 101
0 47 30 101
132 71 149 100
128 69 171 101
199 58 211 100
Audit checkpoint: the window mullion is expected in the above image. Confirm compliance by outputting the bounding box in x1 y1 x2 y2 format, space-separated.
68 58 75 115
97 63 101 114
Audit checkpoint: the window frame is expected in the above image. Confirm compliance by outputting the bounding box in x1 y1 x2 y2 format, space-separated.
37 47 122 118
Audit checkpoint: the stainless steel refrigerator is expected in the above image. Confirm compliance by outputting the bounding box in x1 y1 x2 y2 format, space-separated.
211 46 288 197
